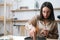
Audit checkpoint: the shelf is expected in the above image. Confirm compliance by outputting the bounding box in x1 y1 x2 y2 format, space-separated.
11 9 40 12
5 19 28 22
11 8 60 12
0 3 12 6
55 20 60 22
0 19 4 21
12 20 28 22
0 17 59 22
6 19 28 22
0 16 4 22
54 8 60 10
6 19 60 22
0 17 27 22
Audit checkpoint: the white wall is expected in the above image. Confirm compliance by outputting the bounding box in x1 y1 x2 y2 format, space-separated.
37 0 60 8
12 0 35 10
0 6 4 16
13 11 38 20
11 0 60 9
54 10 60 20
11 0 60 20
0 6 4 34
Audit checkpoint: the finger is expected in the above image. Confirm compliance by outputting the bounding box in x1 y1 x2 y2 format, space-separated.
29 31 35 37
29 32 33 38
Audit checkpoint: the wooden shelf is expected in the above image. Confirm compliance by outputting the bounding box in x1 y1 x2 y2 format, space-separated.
54 8 60 10
0 17 59 22
11 8 60 12
11 9 40 12
0 16 4 22
6 19 60 22
0 19 60 22
0 3 12 6
6 19 28 22
0 17 27 22
12 20 28 22
55 20 60 22
0 19 4 21
4 19 28 22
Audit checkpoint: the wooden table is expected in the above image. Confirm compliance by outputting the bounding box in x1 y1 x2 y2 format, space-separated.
0 35 58 40
47 39 58 40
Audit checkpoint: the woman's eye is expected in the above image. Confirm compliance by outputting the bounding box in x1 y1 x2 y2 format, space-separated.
43 11 45 13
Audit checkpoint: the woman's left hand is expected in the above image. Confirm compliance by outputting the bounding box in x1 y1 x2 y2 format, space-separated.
40 29 49 37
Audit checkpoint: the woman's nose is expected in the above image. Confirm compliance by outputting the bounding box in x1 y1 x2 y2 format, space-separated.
45 13 47 16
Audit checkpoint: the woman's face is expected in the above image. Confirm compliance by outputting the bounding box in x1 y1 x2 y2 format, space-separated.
42 7 51 19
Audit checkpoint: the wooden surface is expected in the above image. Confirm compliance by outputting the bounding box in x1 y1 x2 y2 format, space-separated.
6 19 60 22
47 39 58 40
0 3 12 6
0 36 58 40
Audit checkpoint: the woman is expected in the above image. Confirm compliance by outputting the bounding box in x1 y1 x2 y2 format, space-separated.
25 2 59 39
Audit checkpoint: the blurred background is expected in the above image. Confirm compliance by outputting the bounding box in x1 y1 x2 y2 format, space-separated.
0 0 60 40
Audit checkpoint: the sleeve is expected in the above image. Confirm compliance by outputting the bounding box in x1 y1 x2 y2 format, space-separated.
25 15 37 32
25 16 37 36
47 22 59 39
25 22 35 31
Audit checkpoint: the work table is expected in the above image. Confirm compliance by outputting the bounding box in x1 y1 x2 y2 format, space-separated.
0 35 58 40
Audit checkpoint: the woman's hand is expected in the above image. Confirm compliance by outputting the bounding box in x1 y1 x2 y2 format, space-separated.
29 27 36 38
40 29 49 37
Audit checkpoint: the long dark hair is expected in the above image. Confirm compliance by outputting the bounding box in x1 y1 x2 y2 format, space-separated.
40 2 55 21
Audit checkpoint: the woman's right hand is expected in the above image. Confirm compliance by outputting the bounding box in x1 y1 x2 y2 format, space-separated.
29 27 36 38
